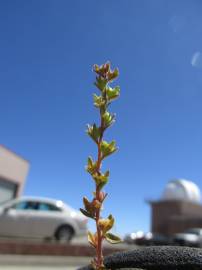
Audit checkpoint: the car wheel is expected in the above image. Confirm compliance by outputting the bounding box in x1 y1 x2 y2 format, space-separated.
55 225 74 242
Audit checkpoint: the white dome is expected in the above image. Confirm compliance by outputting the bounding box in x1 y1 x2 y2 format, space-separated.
162 179 201 203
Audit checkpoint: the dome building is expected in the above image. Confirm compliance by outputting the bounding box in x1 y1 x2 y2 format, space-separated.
149 179 202 235
162 179 201 203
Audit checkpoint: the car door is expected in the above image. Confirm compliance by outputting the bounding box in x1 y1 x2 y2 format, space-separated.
0 200 35 238
198 229 202 247
29 202 63 238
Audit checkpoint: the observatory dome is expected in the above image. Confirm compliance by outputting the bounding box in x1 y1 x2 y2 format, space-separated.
162 179 201 203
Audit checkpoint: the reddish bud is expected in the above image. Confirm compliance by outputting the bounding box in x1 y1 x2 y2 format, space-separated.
98 191 106 202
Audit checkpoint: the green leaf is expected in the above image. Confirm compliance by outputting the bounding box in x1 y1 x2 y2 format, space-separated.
88 156 93 167
93 171 109 189
80 208 94 219
94 76 108 91
88 231 97 248
82 196 97 219
104 170 110 177
93 64 99 73
100 140 117 159
86 124 101 143
108 68 119 81
93 94 106 108
102 111 115 128
106 86 120 101
83 197 91 212
105 232 122 244
98 214 114 234
86 156 97 175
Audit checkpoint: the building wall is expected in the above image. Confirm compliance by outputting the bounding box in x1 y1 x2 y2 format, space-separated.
150 200 202 235
0 145 30 200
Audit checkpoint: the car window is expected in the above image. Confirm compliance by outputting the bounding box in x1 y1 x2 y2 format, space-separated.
12 201 39 210
11 201 27 210
186 228 201 235
25 201 39 210
38 202 62 212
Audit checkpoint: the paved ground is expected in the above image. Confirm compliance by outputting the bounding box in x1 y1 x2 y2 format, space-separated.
0 254 91 269
1 266 77 269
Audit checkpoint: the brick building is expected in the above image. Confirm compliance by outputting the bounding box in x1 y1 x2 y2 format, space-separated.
0 145 30 204
149 179 202 235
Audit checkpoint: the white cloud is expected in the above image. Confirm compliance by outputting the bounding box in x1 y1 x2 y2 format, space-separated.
191 51 202 68
169 15 185 33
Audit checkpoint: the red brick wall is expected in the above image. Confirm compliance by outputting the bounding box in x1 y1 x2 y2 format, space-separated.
150 200 202 235
0 241 125 256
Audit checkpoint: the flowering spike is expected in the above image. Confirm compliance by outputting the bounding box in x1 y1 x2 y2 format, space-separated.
81 62 121 270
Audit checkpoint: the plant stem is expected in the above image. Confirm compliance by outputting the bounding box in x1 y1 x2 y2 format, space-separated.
95 118 104 269
95 189 103 268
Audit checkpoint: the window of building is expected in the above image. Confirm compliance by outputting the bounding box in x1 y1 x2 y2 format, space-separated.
0 178 18 205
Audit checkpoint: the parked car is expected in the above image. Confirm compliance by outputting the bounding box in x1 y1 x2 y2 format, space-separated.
149 233 173 246
124 231 153 245
173 228 202 247
124 231 172 246
0 196 88 242
124 231 145 245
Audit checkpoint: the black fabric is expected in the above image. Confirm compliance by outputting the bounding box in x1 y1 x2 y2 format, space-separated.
78 246 202 269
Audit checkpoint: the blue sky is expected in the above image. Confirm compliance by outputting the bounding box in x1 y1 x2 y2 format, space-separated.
1 0 202 235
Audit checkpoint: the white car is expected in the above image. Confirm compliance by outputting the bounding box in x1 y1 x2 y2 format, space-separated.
0 196 88 242
173 228 202 247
